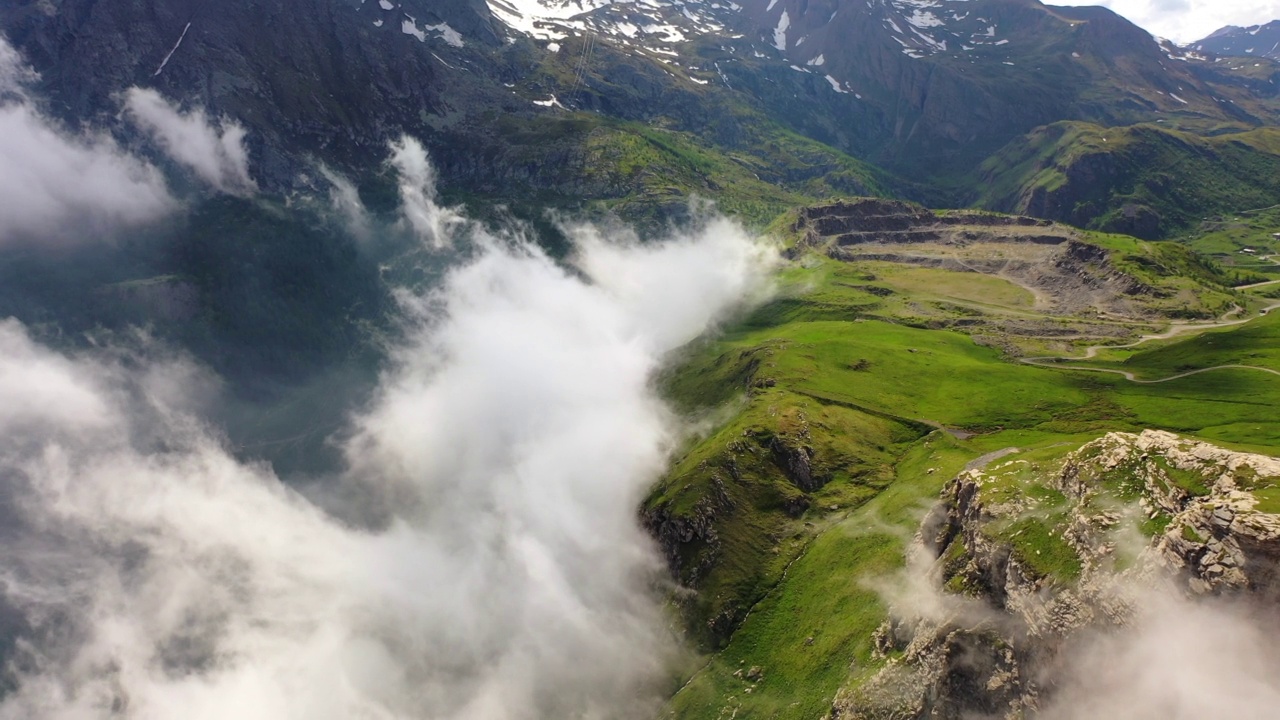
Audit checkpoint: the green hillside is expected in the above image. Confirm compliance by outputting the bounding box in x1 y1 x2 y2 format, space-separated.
652 233 1280 718
977 122 1280 239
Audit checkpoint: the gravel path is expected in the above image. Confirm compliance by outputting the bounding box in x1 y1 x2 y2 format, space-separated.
964 447 1021 472
1019 302 1280 383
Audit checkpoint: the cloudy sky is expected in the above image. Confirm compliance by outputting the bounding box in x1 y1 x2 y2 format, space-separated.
1052 0 1280 43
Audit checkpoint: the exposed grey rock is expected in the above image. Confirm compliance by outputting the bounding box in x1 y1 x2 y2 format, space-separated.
834 430 1280 720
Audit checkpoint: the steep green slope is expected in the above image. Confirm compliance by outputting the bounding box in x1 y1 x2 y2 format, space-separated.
1179 206 1280 283
454 111 890 228
977 122 1280 239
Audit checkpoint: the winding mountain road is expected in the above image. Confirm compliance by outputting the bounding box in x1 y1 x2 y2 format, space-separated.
1236 254 1278 290
1020 302 1280 383
1238 277 1280 291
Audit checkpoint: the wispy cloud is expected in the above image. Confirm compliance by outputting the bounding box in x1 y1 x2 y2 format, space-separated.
124 87 257 196
0 38 175 245
388 135 464 248
1042 589 1280 719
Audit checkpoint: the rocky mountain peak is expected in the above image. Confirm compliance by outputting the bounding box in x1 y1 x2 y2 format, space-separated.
1194 20 1280 60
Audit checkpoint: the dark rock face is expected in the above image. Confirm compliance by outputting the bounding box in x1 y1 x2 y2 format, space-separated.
769 435 816 492
0 0 519 187
1098 203 1162 239
643 496 724 587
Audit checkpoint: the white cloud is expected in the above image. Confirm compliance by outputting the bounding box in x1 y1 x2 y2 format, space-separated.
1041 589 1280 720
1051 0 1280 43
0 39 175 245
0 184 776 718
387 134 464 248
124 87 257 196
319 164 373 242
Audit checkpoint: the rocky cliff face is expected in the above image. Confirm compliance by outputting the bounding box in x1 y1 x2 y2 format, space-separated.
833 430 1280 719
0 0 526 188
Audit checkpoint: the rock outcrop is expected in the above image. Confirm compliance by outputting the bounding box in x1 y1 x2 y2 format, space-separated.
834 430 1280 719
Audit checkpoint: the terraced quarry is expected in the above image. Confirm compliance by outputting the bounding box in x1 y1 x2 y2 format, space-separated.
650 200 1280 719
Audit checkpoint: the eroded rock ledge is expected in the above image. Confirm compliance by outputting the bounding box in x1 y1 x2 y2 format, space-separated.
834 430 1280 719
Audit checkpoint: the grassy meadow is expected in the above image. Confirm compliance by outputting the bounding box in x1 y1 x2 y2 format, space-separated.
653 249 1280 719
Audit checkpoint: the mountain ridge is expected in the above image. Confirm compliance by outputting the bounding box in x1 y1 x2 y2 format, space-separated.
1194 20 1280 60
5 0 1280 234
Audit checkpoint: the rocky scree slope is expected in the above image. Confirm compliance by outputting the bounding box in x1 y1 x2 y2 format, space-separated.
834 430 1280 719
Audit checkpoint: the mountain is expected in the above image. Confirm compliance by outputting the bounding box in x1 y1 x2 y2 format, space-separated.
724 0 1274 172
3 2 1280 719
1 0 1277 465
5 0 1280 234
0 0 512 186
1194 21 1280 60
977 121 1280 238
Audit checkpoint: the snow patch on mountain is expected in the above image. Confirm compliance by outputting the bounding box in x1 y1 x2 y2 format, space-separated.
485 0 730 49
402 15 465 46
773 11 790 50
477 0 1027 70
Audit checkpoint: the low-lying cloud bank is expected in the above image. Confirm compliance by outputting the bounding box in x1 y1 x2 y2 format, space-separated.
0 142 776 718
1042 591 1280 720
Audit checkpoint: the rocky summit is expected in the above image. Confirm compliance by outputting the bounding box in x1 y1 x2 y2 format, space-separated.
1193 21 1280 61
838 431 1280 719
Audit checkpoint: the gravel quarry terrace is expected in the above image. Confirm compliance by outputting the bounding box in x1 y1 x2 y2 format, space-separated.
791 198 1239 321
